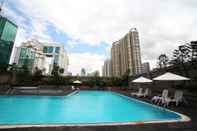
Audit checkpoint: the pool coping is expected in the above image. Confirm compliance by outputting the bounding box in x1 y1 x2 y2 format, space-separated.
111 91 191 122
0 91 191 129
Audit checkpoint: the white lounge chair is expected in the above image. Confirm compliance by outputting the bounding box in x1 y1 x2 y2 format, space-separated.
71 86 75 90
151 89 168 104
135 88 150 97
143 88 151 97
131 88 143 96
163 90 183 106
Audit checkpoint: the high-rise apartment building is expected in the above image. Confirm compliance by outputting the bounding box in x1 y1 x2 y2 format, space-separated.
111 28 142 77
13 40 69 75
102 59 111 77
0 16 17 65
81 68 86 76
141 62 150 74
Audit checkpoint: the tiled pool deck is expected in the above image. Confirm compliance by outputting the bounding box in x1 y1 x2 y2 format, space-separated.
0 90 196 131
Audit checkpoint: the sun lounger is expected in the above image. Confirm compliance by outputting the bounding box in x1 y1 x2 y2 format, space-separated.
71 86 75 90
163 90 183 106
131 88 143 96
143 88 151 97
135 88 150 97
151 89 168 104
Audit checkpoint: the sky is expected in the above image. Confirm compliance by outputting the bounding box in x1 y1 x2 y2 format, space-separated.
2 0 197 75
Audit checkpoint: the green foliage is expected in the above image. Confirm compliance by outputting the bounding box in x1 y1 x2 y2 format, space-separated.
156 41 197 76
0 64 9 73
50 64 67 86
32 67 43 83
171 45 191 76
51 63 60 76
120 69 130 87
173 45 191 64
157 54 169 68
59 68 64 74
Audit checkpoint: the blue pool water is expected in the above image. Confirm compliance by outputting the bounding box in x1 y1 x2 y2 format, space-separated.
0 91 182 125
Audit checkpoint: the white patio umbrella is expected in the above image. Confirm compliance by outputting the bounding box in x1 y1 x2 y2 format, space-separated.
73 80 82 84
153 72 190 91
153 72 190 81
132 76 152 83
132 76 152 90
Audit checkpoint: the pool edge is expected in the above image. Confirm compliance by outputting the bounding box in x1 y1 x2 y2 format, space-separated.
111 91 191 123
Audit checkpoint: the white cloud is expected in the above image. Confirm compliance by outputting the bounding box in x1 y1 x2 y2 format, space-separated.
67 39 80 48
7 0 197 72
68 53 105 75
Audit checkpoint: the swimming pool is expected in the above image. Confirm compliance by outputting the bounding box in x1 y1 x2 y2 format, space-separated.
0 91 190 128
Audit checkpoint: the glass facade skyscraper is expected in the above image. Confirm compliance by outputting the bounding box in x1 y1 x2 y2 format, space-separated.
18 48 36 70
0 16 18 65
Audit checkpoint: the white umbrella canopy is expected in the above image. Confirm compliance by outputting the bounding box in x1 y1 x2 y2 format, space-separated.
73 80 82 84
132 76 152 83
153 72 190 81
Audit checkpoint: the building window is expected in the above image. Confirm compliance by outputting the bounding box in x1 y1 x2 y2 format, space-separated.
55 47 60 53
43 46 53 53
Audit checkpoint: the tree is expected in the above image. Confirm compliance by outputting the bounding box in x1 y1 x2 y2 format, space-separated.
33 67 43 77
51 64 66 86
51 63 65 76
94 70 100 77
31 67 43 84
186 41 197 74
190 41 197 62
59 68 64 75
51 63 60 76
8 63 18 84
157 54 169 69
0 64 9 73
121 69 130 87
172 45 191 76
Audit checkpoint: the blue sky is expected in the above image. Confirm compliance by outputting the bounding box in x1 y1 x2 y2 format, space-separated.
5 1 110 56
4 0 111 74
3 0 197 74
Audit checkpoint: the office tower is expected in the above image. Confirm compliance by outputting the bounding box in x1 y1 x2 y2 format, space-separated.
42 42 69 75
13 39 69 75
0 16 17 65
111 28 142 77
81 68 86 76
